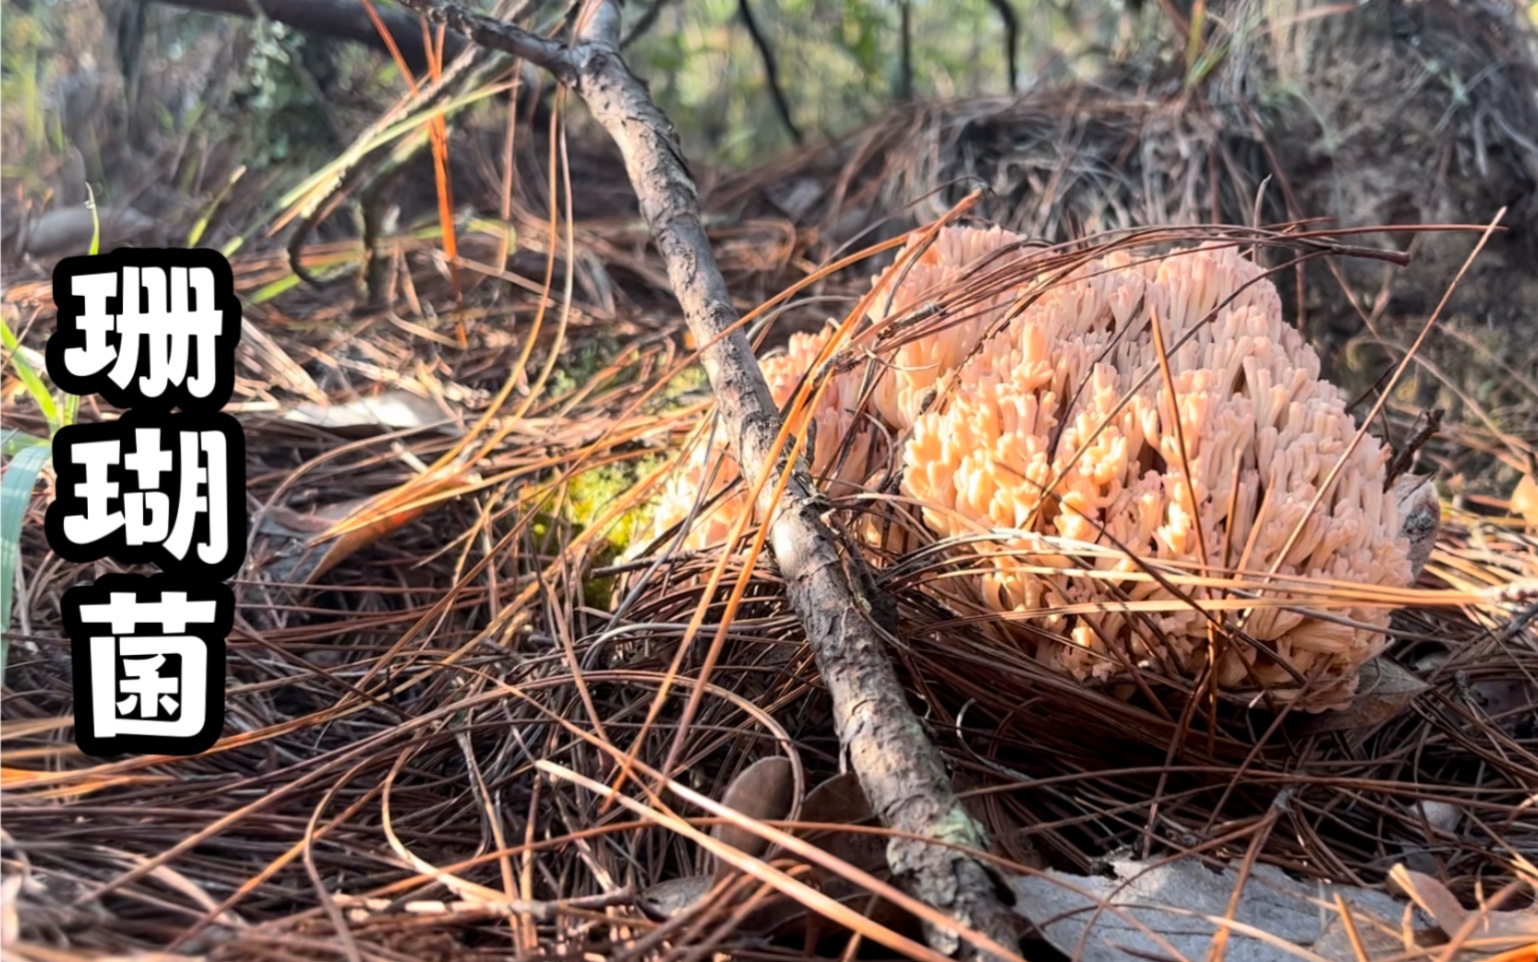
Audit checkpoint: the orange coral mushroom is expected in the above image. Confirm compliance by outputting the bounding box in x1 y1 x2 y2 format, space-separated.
650 229 1429 710
902 244 1414 708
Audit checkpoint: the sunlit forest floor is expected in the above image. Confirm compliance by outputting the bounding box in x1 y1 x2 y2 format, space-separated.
3 1 1537 958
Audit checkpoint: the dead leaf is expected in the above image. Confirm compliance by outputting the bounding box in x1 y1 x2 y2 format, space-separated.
765 178 825 220
1298 660 1429 735
1310 900 1417 961
798 772 869 822
248 462 474 585
796 772 887 877
17 205 154 259
1009 856 1420 962
638 757 797 922
793 772 920 941
1469 677 1538 725
637 875 714 922
798 771 883 873
1511 473 1538 526
1391 866 1538 946
1393 473 1441 579
711 756 796 884
639 769 921 948
282 390 456 434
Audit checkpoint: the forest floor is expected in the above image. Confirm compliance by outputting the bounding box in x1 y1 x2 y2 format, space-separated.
3 2 1537 959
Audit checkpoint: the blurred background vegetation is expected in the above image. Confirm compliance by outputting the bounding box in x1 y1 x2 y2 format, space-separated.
623 0 1097 165
4 0 1537 505
4 8 1538 955
0 0 1126 215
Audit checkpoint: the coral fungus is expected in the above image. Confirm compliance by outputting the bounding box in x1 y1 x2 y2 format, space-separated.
652 227 1428 710
650 324 874 550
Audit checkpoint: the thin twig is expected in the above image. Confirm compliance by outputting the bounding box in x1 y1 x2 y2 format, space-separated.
621 0 671 49
899 0 914 101
983 0 1020 92
736 0 802 144
1384 408 1442 489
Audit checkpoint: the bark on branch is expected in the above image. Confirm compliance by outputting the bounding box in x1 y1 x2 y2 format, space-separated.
392 1 1020 956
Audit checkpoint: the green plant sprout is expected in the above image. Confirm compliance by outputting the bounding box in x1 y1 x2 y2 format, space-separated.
0 197 98 679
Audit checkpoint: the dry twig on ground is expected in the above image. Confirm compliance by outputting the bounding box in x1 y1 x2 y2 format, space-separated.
392 0 1019 955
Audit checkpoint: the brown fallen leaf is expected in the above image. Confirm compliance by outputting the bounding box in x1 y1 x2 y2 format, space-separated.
1390 865 1538 949
282 390 458 434
795 772 919 942
1393 473 1442 579
248 461 475 585
1297 659 1429 735
711 756 797 884
640 767 923 949
639 757 802 938
1511 473 1538 526
797 771 879 864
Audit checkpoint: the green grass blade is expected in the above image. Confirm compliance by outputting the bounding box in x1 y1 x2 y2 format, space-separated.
1 444 51 680
250 272 302 304
1 313 61 431
187 164 247 248
217 85 504 262
1 429 50 458
86 182 101 255
273 84 507 213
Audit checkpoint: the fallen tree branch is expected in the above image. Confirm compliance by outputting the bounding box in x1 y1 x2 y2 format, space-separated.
148 0 470 74
392 0 1020 956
